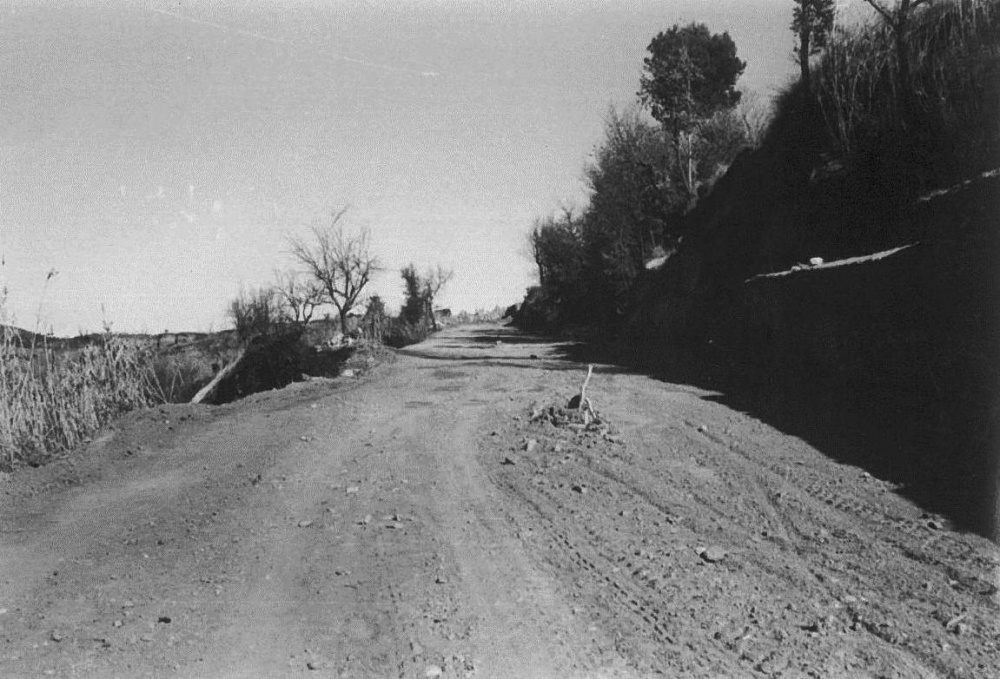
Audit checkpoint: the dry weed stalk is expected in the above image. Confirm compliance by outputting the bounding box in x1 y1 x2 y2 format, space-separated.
813 0 1000 179
0 327 161 470
568 364 597 425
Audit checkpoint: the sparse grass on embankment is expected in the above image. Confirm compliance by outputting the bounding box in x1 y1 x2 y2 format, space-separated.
799 0 1000 193
0 326 162 470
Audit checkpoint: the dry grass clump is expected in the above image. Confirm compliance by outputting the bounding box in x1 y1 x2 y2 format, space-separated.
0 326 161 470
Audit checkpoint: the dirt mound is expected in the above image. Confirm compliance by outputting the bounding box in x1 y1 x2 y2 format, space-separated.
528 403 619 442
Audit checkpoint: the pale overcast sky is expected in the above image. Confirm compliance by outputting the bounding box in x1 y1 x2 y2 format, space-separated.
1 0 865 335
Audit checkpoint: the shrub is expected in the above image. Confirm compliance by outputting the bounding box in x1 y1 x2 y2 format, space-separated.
383 317 431 348
512 286 567 332
228 287 288 345
360 296 388 344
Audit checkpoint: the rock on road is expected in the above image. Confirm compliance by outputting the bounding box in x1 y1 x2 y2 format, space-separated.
1 323 998 678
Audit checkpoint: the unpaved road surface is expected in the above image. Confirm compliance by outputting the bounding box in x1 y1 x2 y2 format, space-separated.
1 323 998 678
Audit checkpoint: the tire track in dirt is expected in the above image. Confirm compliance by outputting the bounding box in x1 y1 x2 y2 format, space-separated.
679 403 1000 678
485 361 1000 679
683 431 976 677
693 419 998 597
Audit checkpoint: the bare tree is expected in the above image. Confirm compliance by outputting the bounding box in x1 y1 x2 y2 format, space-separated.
287 208 380 335
423 265 454 331
273 269 324 327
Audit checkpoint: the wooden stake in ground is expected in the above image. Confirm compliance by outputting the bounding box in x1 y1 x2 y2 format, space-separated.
568 364 594 412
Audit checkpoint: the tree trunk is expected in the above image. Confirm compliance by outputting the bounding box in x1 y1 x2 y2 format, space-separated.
673 128 696 204
686 133 694 197
799 28 812 90
426 299 437 331
892 0 917 124
896 21 911 92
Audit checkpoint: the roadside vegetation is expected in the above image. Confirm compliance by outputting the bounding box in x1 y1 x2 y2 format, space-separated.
0 207 472 467
0 319 160 470
511 0 1000 539
809 0 999 195
517 0 1000 336
518 20 763 333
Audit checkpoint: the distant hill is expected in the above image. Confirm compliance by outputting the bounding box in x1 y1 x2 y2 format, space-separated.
0 324 49 347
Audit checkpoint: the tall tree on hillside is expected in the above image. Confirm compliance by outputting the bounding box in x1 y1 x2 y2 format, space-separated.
287 208 380 335
792 0 837 90
638 23 746 200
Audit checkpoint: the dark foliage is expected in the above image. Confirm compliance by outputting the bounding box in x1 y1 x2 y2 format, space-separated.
383 317 432 349
792 0 837 87
361 295 388 343
638 23 746 132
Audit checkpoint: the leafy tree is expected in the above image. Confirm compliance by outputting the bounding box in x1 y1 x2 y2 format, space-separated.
527 208 587 323
287 208 380 335
582 109 679 315
792 0 837 90
400 264 426 326
528 208 584 291
638 23 746 199
400 264 454 330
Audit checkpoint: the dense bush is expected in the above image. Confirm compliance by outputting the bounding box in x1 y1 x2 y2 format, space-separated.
383 317 432 348
512 286 566 332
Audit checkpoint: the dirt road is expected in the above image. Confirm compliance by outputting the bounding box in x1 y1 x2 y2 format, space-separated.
1 324 998 678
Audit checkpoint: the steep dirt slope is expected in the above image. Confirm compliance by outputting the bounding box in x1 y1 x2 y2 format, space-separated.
1 324 997 678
